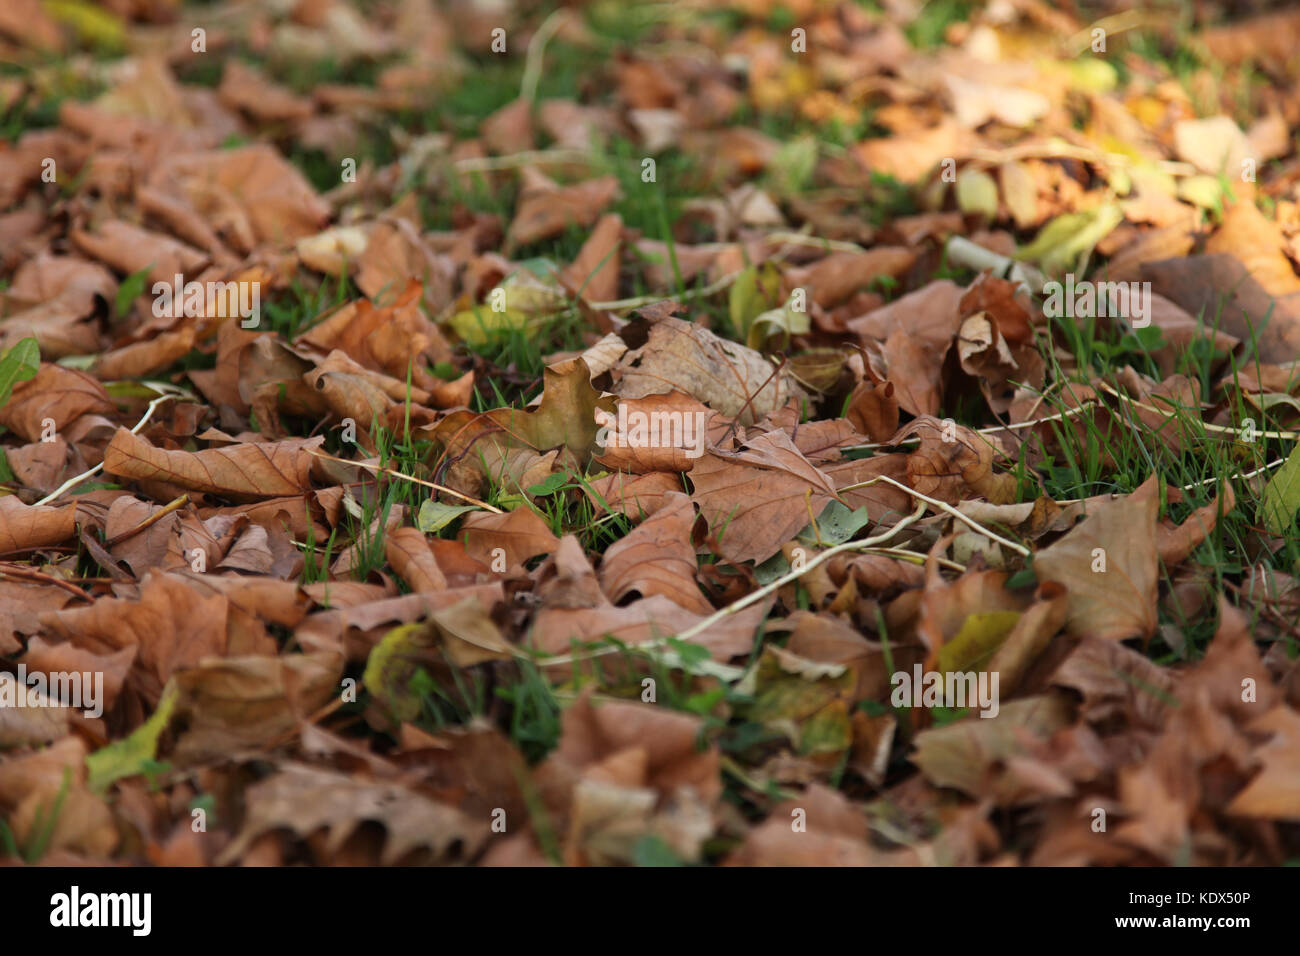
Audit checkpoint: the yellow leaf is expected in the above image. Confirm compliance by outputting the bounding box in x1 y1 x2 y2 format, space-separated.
936 610 1022 674
956 167 1000 218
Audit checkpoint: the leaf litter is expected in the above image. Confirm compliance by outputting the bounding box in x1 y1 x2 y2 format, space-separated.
0 0 1299 868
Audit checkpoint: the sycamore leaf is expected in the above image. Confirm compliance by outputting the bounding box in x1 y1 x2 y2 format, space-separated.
1032 491 1159 641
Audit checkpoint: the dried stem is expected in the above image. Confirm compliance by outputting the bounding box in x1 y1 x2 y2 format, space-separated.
103 494 190 547
0 563 95 602
537 501 929 672
836 475 1032 557
306 450 504 513
34 385 187 507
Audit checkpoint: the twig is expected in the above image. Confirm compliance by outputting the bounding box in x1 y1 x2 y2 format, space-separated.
844 401 1097 453
765 230 869 255
721 755 798 800
0 563 95 602
1094 381 1300 440
34 385 187 507
966 143 1195 178
865 546 966 572
675 502 928 642
1064 10 1154 56
103 494 190 547
1181 459 1285 490
306 450 504 513
537 502 929 672
588 268 743 312
944 235 1047 293
836 475 1032 557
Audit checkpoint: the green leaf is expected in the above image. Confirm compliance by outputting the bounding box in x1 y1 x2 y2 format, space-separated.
665 636 711 667
728 263 782 342
633 834 687 867
526 472 570 496
746 296 810 350
1260 442 1300 534
1015 202 1124 274
417 499 481 534
799 500 872 547
447 305 532 345
86 684 179 793
363 622 428 722
742 646 855 756
114 265 152 319
0 337 40 408
753 550 792 585
42 0 126 51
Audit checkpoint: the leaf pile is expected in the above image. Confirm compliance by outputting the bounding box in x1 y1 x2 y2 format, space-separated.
1 0 1300 866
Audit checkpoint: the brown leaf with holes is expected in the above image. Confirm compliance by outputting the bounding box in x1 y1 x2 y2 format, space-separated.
217 764 487 865
612 309 803 425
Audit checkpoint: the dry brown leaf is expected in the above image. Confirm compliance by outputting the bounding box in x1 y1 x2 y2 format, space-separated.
0 364 115 442
217 764 487 865
1033 489 1159 641
385 526 449 592
1205 200 1300 297
508 175 621 250
0 497 77 555
689 430 837 564
612 307 802 425
459 507 560 569
103 429 322 502
599 492 711 614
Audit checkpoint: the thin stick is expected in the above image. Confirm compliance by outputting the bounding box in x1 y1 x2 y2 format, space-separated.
866 546 966 572
675 502 928 642
0 563 95 602
538 502 929 670
944 235 1047 293
1095 381 1300 440
765 231 869 254
966 143 1194 178
588 268 743 311
844 401 1097 453
103 494 190 547
1181 459 1284 490
837 475 1032 557
34 388 183 506
306 450 504 513
1063 10 1153 56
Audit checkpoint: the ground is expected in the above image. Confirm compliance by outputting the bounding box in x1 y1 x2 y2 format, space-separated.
0 0 1299 867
